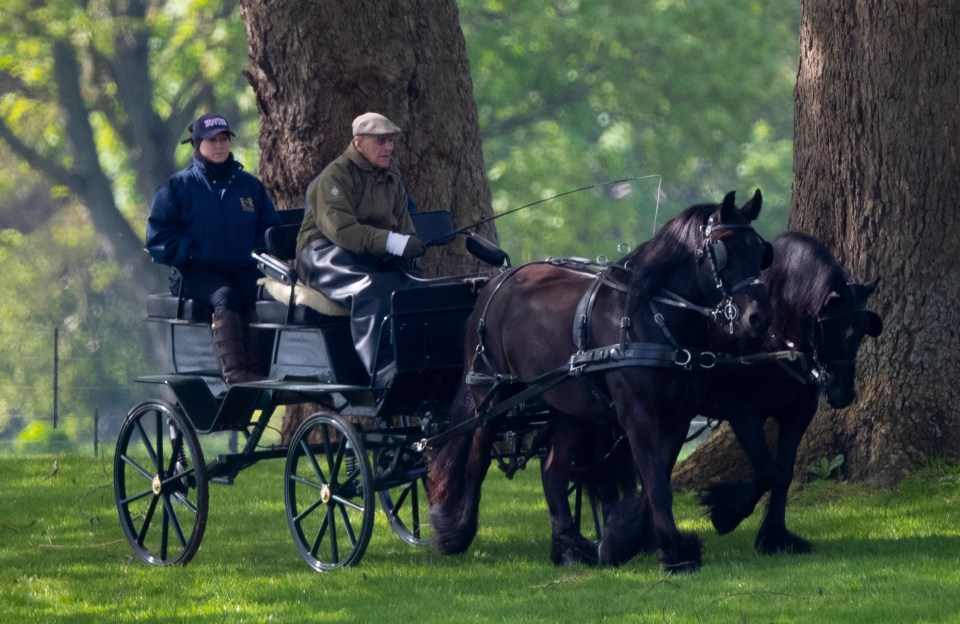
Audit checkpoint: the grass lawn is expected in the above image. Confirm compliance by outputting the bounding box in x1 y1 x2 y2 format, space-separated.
1 452 958 623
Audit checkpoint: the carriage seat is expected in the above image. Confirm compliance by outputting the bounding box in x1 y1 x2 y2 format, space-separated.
252 209 464 326
252 211 349 326
145 268 212 323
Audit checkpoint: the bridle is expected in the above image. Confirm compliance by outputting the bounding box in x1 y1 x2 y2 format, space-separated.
652 216 769 334
806 304 871 387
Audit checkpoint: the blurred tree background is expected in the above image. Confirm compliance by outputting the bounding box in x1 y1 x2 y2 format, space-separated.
0 0 798 451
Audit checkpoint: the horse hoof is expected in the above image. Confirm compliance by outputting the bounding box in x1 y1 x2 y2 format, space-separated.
661 558 703 574
551 534 599 566
756 530 812 555
554 547 599 567
658 532 703 574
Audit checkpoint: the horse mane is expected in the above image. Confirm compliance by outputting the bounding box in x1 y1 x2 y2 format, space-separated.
617 203 719 297
764 231 848 347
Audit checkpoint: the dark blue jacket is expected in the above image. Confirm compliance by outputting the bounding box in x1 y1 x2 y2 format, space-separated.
146 155 280 273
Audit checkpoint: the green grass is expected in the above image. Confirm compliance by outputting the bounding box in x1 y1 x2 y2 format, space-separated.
2 453 959 623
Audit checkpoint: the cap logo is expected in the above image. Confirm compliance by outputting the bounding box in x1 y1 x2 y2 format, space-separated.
204 117 228 128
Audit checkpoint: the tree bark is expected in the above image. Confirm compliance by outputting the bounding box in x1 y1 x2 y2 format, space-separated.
790 1 960 486
239 0 496 439
677 1 960 489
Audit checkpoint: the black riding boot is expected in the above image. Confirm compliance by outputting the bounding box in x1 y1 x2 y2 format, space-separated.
211 309 264 386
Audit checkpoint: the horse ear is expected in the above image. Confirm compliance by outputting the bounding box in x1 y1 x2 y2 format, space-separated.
851 278 880 300
740 188 763 221
721 190 736 208
719 190 737 220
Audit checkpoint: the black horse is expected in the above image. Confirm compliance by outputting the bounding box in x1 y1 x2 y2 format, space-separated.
428 190 773 573
696 231 883 553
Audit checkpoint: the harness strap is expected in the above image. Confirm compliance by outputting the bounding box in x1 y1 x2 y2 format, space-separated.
573 276 604 352
651 289 720 320
570 342 721 372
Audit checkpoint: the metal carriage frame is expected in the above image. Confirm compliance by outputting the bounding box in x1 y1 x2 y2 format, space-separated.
114 210 600 572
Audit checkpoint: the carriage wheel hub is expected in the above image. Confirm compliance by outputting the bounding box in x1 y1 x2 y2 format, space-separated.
151 475 162 495
320 484 331 503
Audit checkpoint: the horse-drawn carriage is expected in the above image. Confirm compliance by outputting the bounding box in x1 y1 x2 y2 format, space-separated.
114 191 882 573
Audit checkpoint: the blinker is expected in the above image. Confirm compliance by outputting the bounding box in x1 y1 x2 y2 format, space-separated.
712 240 728 270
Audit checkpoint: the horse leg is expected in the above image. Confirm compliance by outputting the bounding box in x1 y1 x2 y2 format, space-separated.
755 411 815 554
542 418 598 566
700 411 773 535
596 427 655 566
625 417 702 574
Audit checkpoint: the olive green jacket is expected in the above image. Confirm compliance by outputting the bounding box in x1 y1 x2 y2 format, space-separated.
296 143 415 257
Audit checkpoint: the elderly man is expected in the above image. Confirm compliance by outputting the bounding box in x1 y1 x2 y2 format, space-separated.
296 112 424 382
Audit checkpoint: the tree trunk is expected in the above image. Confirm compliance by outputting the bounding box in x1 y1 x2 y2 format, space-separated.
239 0 495 440
677 1 960 488
790 1 960 486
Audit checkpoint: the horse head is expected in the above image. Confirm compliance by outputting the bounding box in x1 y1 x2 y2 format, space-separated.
764 232 883 408
694 189 774 341
812 278 883 408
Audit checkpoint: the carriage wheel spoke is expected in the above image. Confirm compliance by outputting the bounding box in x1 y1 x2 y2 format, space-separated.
306 506 330 557
293 494 326 524
337 502 359 546
301 439 328 484
324 505 340 562
160 493 189 549
136 493 161 546
132 418 159 469
330 494 364 514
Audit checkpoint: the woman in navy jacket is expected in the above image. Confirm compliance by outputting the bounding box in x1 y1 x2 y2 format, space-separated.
146 113 280 385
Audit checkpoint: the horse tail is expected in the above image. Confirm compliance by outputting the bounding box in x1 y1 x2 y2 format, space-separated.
428 383 477 506
428 382 489 554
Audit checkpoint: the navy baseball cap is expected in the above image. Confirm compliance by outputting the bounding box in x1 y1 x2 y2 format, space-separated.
184 114 235 144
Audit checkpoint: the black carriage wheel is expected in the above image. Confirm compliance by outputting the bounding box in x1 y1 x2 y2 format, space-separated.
374 416 433 547
284 412 374 572
378 472 433 547
114 400 208 566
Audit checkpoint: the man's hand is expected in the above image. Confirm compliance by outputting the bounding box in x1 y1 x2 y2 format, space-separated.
401 235 426 259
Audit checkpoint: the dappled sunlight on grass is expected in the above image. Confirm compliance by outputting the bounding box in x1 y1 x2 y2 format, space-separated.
1 456 959 622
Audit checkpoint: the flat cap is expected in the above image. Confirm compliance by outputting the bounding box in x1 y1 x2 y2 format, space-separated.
352 112 401 136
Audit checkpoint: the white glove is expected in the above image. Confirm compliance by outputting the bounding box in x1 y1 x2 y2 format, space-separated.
386 232 411 256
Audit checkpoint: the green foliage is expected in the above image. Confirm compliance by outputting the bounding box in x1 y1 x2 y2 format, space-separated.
0 0 249 444
0 0 254 210
1 455 958 622
808 453 846 480
459 0 799 261
0 205 149 443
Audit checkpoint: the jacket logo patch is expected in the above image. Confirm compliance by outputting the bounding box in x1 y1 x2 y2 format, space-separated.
330 186 340 197
240 197 255 212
